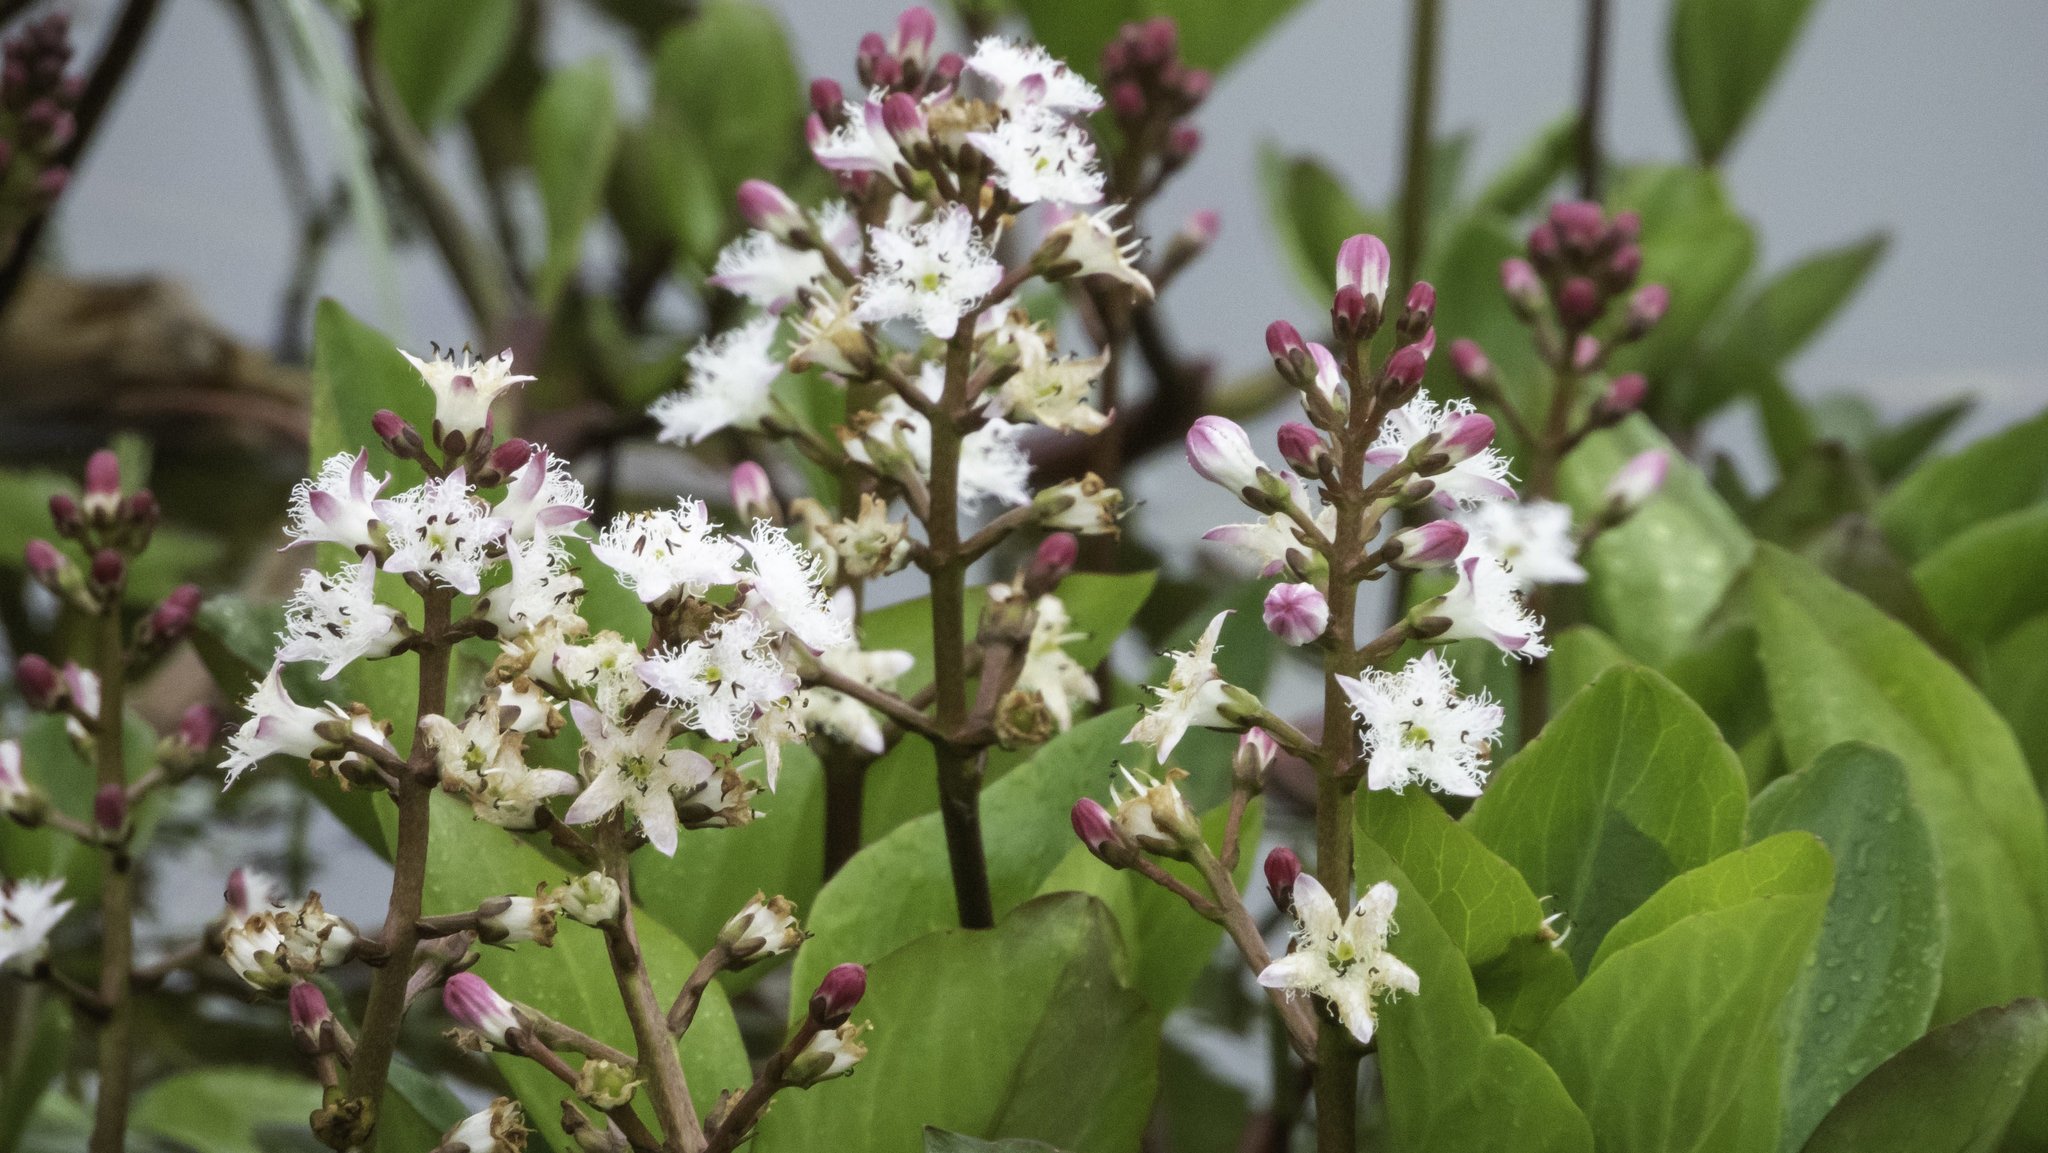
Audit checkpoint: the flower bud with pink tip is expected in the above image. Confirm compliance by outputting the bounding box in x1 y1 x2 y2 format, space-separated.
289 981 334 1053
1234 727 1278 785
443 972 521 1048
1026 532 1080 598
1071 797 1135 869
809 962 868 1026
1263 582 1329 647
1386 520 1468 571
1276 423 1329 478
737 179 806 242
15 654 59 711
83 448 121 520
1186 416 1269 498
1624 284 1670 338
1595 373 1647 422
729 461 778 525
1501 258 1544 316
1605 450 1669 515
93 782 126 832
1449 339 1494 389
1264 846 1302 913
1335 234 1391 307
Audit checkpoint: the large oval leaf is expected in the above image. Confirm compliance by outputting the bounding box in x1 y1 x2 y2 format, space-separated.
1801 999 2048 1153
1465 665 1749 971
1875 408 2048 562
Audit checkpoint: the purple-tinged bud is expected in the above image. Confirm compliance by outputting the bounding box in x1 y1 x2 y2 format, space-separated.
1165 121 1201 161
443 972 520 1047
1597 373 1647 421
1265 319 1307 366
1526 222 1560 266
809 77 845 120
1183 208 1221 246
1611 210 1641 243
1401 281 1436 338
1625 284 1670 336
1234 728 1278 782
1606 243 1642 286
487 438 535 478
148 583 203 642
855 31 888 81
177 703 223 750
1335 234 1392 304
1072 797 1121 865
289 982 333 1051
224 866 272 917
15 654 59 710
1386 519 1468 570
60 664 97 719
1330 283 1373 340
1556 276 1602 329
48 492 78 534
83 448 121 517
24 539 63 584
880 92 928 151
1264 847 1303 913
1100 36 1130 76
1437 411 1498 466
929 51 964 89
1450 339 1493 386
1110 81 1145 120
32 164 67 200
371 409 405 441
893 6 937 64
1605 450 1670 515
1501 258 1544 315
124 489 158 530
736 179 805 241
1186 416 1267 496
1572 334 1602 372
1384 344 1428 393
89 548 124 590
729 461 776 524
869 54 903 90
1027 533 1080 596
1276 422 1327 477
93 782 126 831
1263 582 1329 647
809 963 868 1026
1550 200 1606 251
1135 16 1177 64
1180 68 1213 103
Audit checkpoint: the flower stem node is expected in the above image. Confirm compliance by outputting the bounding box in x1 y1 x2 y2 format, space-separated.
1109 764 1203 858
718 892 807 966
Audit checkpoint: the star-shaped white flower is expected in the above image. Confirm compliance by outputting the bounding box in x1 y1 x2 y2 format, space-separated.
274 556 406 680
967 106 1104 206
563 702 717 856
1124 611 1244 761
1366 392 1516 507
1038 206 1154 299
636 615 796 745
1258 875 1418 1045
285 450 389 553
493 449 591 542
707 232 828 313
738 523 851 653
855 205 1004 339
222 666 352 786
1339 651 1503 795
1014 593 1098 730
546 630 648 720
1455 500 1585 589
479 537 584 642
1427 551 1550 660
995 322 1110 434
590 501 743 605
403 347 534 436
0 877 72 974
651 317 786 446
966 37 1103 114
374 468 511 596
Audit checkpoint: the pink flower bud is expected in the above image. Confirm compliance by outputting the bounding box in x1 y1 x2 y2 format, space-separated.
1557 276 1602 329
1166 121 1201 160
1182 209 1221 246
93 782 126 830
24 539 63 583
124 489 159 529
880 92 927 150
1598 373 1647 419
1450 338 1492 383
1180 68 1213 103
371 409 405 441
809 78 845 118
737 179 804 240
892 6 937 62
1264 320 1307 364
1331 284 1371 336
1572 334 1602 372
1110 81 1145 120
729 461 776 522
47 492 78 533
1606 450 1669 514
1550 199 1606 251
177 703 222 750
1405 281 1436 318
1276 422 1326 477
1501 258 1544 312
289 981 332 1047
809 963 867 1026
1264 847 1303 912
1606 243 1642 285
1437 411 1498 465
148 583 203 641
1611 210 1642 243
89 548 124 590
1185 416 1265 495
1234 728 1278 779
1263 582 1329 646
1071 797 1118 860
1387 519 1468 570
225 866 272 917
443 972 520 1046
84 448 120 500
1384 345 1428 393
487 438 535 478
1526 222 1560 264
1628 284 1670 332
1028 532 1080 594
1335 234 1391 304
15 654 58 710
929 52 964 88
1135 16 1177 64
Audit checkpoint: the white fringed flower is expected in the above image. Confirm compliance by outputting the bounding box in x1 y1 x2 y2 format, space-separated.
995 323 1110 433
810 95 907 177
966 37 1103 114
493 449 591 542
1426 551 1550 660
479 537 584 642
636 615 796 746
1258 875 1418 1046
707 232 828 313
855 205 1004 339
403 347 533 436
375 468 510 596
274 556 405 680
590 501 743 605
563 701 717 857
1124 611 1245 761
1339 651 1503 796
737 523 852 653
651 317 786 446
1014 594 1097 730
285 450 389 553
0 877 71 974
1366 393 1515 507
222 666 365 786
1038 206 1154 299
846 365 1035 510
967 106 1104 206
1456 500 1585 589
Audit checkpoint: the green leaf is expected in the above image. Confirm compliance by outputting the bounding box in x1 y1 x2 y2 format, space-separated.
128 1068 322 1153
0 999 68 1153
1465 665 1750 971
1533 840 1833 1153
1 712 160 902
1983 614 2048 786
372 0 520 128
309 300 430 485
1912 504 2048 661
1875 408 2048 562
1017 0 1307 77
1354 836 1595 1153
1668 0 1823 164
1750 744 1945 1153
1866 398 1972 483
923 1129 1068 1153
1471 116 1577 219
1692 233 1888 421
1801 999 2048 1153
422 795 751 1148
1358 788 1549 968
1546 626 1631 715
1586 832 1832 973
1256 143 1379 306
530 59 620 311
1558 417 1754 664
1750 545 2048 1022
755 893 1159 1153
789 707 1139 1000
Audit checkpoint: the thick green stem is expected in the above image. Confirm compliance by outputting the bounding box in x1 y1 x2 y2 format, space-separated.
348 587 451 1147
87 609 132 1153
